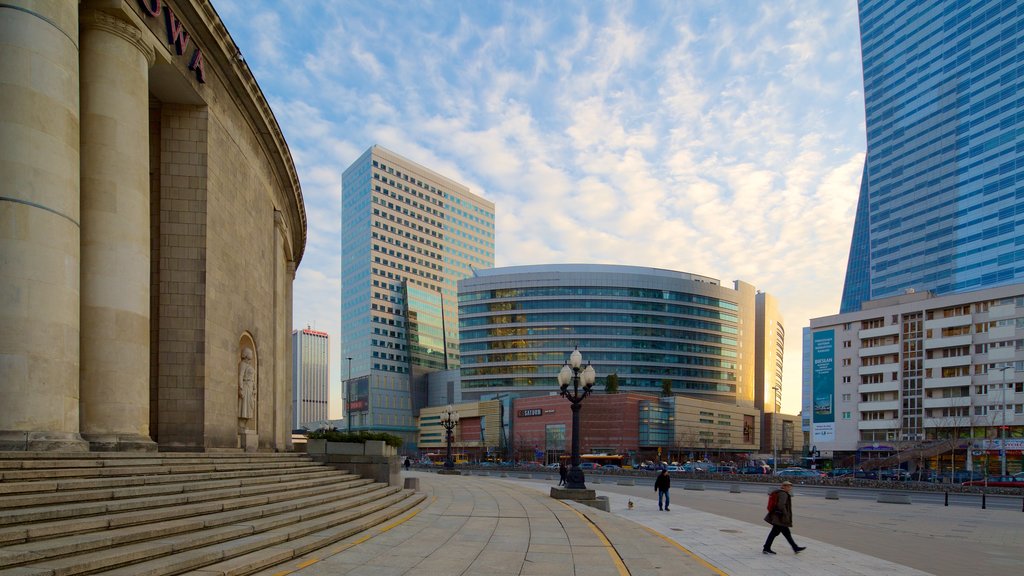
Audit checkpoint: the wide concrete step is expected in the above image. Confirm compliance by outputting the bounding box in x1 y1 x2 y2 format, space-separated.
0 460 319 483
0 475 370 544
7 487 417 576
107 491 427 576
0 481 393 567
0 465 337 508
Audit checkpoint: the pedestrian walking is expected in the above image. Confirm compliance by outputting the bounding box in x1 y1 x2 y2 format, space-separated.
403 457 411 471
558 462 568 486
763 480 806 555
654 468 671 511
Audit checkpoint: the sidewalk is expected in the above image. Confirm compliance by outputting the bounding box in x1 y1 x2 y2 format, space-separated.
249 470 1022 576
249 471 721 576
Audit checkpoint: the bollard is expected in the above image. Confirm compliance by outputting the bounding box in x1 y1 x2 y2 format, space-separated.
944 491 948 507
982 492 986 510
729 484 741 493
825 490 839 500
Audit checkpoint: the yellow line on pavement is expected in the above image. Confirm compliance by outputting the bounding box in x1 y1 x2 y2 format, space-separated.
640 524 729 576
557 501 630 576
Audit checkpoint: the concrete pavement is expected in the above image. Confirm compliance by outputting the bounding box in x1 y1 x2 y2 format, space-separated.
252 470 1024 576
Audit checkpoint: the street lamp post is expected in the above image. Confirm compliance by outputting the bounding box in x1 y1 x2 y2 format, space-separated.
558 347 596 490
999 365 1013 476
772 384 781 475
440 404 459 470
345 357 353 432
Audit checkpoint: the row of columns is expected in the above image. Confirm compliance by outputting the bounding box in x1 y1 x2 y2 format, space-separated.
0 3 157 451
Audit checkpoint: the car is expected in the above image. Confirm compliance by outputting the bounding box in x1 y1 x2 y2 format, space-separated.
665 465 681 472
777 468 825 479
579 462 598 470
740 465 770 474
962 475 1024 487
600 464 621 470
546 462 561 469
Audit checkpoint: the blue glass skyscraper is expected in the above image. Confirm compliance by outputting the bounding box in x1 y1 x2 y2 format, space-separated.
840 0 1024 313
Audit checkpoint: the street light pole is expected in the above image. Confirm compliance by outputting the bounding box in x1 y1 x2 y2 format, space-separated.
772 384 781 475
345 357 353 432
999 365 1013 476
440 404 459 469
558 347 596 490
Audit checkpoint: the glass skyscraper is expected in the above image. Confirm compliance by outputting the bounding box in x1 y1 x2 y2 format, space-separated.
841 0 1024 313
340 146 495 448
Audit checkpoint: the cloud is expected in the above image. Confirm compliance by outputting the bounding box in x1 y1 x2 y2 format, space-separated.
215 0 866 416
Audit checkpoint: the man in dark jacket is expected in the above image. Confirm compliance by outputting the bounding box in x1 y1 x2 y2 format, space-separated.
763 480 806 554
558 462 568 486
654 469 671 511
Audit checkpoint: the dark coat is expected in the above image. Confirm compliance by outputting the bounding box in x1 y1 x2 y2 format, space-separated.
654 472 671 492
558 463 567 478
764 488 793 527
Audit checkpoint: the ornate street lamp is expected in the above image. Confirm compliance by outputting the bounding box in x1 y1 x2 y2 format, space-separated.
440 404 460 469
558 347 596 489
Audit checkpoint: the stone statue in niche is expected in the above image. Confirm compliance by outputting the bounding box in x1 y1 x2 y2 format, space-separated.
238 347 257 422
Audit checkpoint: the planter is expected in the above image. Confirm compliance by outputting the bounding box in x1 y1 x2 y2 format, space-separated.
305 439 326 454
364 440 396 456
326 441 364 455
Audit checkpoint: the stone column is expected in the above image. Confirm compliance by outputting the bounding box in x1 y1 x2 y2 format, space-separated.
0 2 87 451
78 10 156 451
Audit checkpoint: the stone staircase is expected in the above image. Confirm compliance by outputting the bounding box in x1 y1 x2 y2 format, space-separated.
0 451 425 576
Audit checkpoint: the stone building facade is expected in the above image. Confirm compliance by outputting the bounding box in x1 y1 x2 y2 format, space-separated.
0 0 305 452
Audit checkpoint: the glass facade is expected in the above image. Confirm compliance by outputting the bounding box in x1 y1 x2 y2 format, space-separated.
841 0 1024 313
458 265 765 403
340 146 495 448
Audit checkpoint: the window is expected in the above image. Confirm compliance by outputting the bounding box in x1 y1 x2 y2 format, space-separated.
842 358 852 366
842 376 851 383
842 412 852 419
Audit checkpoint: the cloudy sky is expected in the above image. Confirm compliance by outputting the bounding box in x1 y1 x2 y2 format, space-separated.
215 0 866 417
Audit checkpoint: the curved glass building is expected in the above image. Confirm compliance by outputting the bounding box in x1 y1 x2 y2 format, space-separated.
458 264 783 407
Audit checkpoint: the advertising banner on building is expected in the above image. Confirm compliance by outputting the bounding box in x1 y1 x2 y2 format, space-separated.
812 329 836 443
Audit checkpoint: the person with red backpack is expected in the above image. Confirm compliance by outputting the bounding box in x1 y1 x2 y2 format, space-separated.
763 480 806 555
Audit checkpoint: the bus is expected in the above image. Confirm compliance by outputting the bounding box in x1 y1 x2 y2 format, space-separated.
423 452 469 465
560 454 625 469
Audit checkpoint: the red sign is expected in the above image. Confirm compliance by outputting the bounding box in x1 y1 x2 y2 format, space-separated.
137 0 206 83
348 400 367 412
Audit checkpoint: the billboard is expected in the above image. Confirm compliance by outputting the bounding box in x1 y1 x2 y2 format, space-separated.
812 329 835 443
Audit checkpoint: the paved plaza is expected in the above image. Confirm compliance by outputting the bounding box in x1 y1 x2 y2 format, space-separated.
250 471 1024 576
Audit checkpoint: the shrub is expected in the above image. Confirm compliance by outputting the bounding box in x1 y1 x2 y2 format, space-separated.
304 428 403 448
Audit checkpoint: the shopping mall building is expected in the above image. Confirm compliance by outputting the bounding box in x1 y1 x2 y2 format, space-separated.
0 0 305 452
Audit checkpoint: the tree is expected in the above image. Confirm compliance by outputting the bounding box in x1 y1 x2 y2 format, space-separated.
605 373 620 394
661 378 673 397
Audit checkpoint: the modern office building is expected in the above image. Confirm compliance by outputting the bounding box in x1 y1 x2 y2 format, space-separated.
458 264 779 406
340 146 495 449
840 0 1024 313
1 0 305 452
292 328 330 429
809 285 1023 474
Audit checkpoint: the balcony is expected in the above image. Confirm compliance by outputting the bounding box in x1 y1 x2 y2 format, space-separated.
923 375 972 389
924 315 972 331
987 368 1017 384
924 334 972 349
922 396 971 409
988 303 1016 320
989 324 1017 340
858 419 898 431
986 388 1016 406
859 324 899 339
859 381 900 394
987 346 1017 362
859 343 899 358
924 356 971 370
859 362 899 376
858 400 899 412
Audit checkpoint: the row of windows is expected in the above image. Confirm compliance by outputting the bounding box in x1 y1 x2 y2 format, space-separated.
459 337 736 357
461 351 737 370
460 325 738 346
460 287 739 311
460 376 736 393
460 299 738 322
460 312 738 334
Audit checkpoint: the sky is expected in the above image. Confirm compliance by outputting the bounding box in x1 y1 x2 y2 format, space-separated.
215 0 867 418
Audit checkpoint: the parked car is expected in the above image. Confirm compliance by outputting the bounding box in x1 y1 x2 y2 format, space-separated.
665 465 681 472
579 462 598 470
962 475 1024 487
740 465 771 474
777 468 825 479
600 464 622 470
